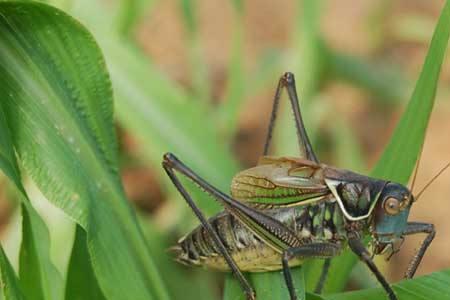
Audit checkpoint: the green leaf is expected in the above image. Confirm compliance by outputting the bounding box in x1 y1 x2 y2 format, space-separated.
116 0 156 38
67 1 239 202
326 270 450 300
0 245 25 300
178 0 211 104
0 42 63 300
252 271 305 300
306 293 325 300
99 38 239 214
223 270 305 300
67 2 241 298
223 1 327 298
319 0 450 295
0 102 21 189
143 222 218 300
325 48 407 104
372 0 450 183
19 203 64 300
0 2 168 300
65 225 106 300
217 5 245 139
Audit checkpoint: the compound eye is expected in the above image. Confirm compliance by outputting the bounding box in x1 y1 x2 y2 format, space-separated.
384 197 401 215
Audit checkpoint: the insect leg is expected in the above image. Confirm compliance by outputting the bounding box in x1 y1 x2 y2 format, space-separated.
162 154 256 300
402 222 435 279
263 72 318 163
163 152 304 252
348 236 397 300
314 258 331 294
281 243 340 300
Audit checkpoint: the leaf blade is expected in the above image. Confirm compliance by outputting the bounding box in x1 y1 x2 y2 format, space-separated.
65 225 106 300
0 41 63 300
318 0 450 294
0 3 168 300
0 245 25 300
326 270 450 300
371 0 450 183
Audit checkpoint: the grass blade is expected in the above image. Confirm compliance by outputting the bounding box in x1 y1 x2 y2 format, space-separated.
179 0 211 104
223 270 305 300
0 246 25 300
0 3 168 299
223 1 326 298
19 203 64 300
326 269 450 300
325 48 407 104
65 225 106 300
218 4 245 138
371 0 450 183
319 0 450 294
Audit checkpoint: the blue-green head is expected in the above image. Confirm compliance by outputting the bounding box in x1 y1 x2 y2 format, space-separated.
371 182 414 255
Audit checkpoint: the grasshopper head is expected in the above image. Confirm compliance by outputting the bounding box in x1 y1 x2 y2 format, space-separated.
372 182 413 255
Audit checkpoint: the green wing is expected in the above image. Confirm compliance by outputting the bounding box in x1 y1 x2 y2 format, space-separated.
230 156 331 208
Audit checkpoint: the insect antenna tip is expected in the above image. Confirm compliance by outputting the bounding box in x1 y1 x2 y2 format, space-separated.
415 161 450 201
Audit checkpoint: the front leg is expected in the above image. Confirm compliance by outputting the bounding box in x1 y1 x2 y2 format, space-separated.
162 153 256 300
281 243 340 300
402 222 435 279
348 235 397 300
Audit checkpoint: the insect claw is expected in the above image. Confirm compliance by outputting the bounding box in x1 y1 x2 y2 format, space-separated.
162 152 178 167
283 71 295 84
246 291 256 300
163 152 174 162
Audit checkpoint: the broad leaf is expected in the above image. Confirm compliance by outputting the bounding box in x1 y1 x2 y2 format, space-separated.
0 50 63 300
68 0 239 214
0 2 168 300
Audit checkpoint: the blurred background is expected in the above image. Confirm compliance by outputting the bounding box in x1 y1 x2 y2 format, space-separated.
1 0 450 299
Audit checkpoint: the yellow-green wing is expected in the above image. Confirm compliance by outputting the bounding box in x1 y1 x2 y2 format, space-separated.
231 156 331 208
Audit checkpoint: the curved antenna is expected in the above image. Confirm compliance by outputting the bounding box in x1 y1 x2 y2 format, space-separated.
415 162 450 201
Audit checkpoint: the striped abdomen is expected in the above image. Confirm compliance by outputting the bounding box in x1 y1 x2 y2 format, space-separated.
172 201 345 272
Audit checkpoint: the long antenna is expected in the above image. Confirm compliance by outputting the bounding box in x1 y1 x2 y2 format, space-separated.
410 143 425 194
415 162 450 201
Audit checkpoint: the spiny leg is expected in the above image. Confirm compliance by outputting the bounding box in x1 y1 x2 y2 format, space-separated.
162 154 256 300
164 153 304 250
402 222 435 279
281 243 340 300
314 258 331 294
263 72 318 163
348 235 397 300
263 72 332 289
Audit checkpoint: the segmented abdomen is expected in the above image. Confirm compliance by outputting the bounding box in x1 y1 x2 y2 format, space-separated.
172 201 344 272
173 211 287 272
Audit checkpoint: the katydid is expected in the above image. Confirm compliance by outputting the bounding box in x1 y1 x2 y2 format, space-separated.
163 72 435 300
